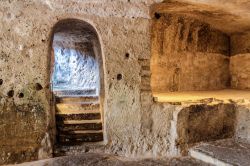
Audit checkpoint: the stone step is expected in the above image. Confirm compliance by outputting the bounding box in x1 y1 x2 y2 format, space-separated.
56 112 101 121
53 89 96 97
56 102 100 112
189 139 250 166
59 130 103 135
53 143 105 157
56 109 100 115
61 119 102 125
58 132 104 143
55 96 99 103
57 122 103 131
55 96 103 145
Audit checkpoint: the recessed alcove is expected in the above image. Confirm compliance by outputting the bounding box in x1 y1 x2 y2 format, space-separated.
150 12 250 103
149 5 250 153
50 19 104 148
51 21 101 96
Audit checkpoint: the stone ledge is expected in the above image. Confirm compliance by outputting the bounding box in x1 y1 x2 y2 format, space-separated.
190 139 250 166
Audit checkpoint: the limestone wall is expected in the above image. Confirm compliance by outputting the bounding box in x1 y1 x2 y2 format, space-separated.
151 14 230 92
230 32 250 89
0 0 159 164
230 54 250 89
235 104 250 143
1 0 250 164
177 103 236 154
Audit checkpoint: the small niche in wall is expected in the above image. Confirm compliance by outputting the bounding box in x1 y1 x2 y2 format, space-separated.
7 90 14 98
35 83 43 91
125 53 130 59
154 12 161 19
117 74 123 80
18 92 24 98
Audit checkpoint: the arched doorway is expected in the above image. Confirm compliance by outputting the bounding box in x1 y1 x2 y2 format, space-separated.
50 19 104 146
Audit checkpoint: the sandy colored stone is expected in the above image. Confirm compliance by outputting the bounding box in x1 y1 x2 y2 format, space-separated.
1 0 250 165
151 14 230 92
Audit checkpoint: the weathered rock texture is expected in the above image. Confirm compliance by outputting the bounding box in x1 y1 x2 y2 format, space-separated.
1 0 250 165
151 14 230 92
0 0 160 164
190 138 250 166
230 54 250 89
152 0 250 34
14 153 210 166
0 100 49 164
177 104 236 154
230 32 250 89
51 19 104 97
235 104 250 143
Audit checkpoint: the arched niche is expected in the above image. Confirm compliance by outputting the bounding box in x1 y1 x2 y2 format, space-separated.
51 19 104 96
50 19 105 146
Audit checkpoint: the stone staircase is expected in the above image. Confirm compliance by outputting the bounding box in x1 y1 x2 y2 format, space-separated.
55 95 104 147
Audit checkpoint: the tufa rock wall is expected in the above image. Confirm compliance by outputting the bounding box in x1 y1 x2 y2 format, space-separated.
230 32 250 89
177 103 236 155
0 0 249 164
0 0 161 164
151 14 230 92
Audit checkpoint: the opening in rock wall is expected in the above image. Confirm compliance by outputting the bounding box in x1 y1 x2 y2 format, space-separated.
150 12 250 103
50 19 104 149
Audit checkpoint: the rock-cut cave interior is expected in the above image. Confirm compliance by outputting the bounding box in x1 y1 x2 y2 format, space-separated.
1 0 250 165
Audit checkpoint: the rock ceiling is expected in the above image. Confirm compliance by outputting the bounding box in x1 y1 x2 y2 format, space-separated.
152 0 250 34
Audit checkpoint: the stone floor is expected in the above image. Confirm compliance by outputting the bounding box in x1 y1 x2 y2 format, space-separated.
13 153 210 166
190 139 250 166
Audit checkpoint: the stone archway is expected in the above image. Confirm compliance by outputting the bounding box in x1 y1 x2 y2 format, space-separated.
50 19 104 148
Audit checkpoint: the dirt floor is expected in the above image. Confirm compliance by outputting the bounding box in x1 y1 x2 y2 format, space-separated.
11 153 210 166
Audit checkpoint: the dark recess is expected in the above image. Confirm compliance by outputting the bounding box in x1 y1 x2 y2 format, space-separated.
125 53 130 58
154 12 161 19
117 74 123 80
18 92 24 98
35 83 43 91
7 90 14 98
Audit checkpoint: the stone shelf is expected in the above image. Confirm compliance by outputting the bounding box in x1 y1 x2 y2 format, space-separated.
153 89 250 103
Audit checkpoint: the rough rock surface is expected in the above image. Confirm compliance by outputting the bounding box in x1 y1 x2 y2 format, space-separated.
230 32 250 89
151 13 230 92
230 54 250 89
1 0 250 165
0 100 48 164
0 0 160 164
177 103 236 154
13 153 210 166
235 104 250 143
152 0 250 34
190 139 250 166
